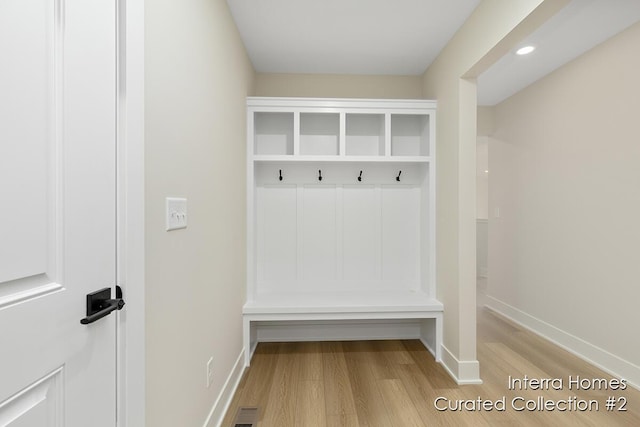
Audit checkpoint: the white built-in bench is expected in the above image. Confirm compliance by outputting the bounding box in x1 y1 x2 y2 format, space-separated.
242 291 443 366
244 98 443 367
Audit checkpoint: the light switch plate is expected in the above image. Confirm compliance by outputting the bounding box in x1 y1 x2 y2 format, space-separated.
166 197 187 231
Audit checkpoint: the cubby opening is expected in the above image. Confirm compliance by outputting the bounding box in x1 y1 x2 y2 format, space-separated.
300 113 340 155
391 114 430 156
346 113 385 156
254 112 294 155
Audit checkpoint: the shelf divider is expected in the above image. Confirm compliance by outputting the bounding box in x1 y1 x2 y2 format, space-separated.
385 113 392 157
339 112 346 157
293 111 300 156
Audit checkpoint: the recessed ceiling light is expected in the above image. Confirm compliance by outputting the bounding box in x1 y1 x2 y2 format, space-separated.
516 45 536 55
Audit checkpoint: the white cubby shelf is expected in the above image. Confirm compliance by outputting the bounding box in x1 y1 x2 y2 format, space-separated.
253 155 431 163
244 97 441 367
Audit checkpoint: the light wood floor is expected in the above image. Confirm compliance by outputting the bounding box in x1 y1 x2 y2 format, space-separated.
222 308 640 426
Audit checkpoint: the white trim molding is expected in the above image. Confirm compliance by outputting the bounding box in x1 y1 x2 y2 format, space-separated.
440 344 482 385
485 296 640 391
117 0 145 425
204 350 246 427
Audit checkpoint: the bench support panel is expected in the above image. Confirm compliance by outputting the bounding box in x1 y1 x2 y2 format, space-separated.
243 312 442 366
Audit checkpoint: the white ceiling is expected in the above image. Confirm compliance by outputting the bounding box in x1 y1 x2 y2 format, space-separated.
227 0 640 105
226 0 480 75
478 0 640 105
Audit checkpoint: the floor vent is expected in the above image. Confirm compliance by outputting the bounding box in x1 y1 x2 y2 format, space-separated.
232 406 259 427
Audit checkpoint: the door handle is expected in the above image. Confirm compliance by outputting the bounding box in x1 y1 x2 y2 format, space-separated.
80 286 125 325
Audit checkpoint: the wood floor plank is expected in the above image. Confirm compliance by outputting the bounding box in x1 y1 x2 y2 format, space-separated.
295 380 327 427
378 340 415 365
345 341 397 380
260 342 302 427
326 412 360 427
220 342 279 426
322 342 359 420
298 341 324 381
343 343 394 427
393 363 492 427
377 379 425 427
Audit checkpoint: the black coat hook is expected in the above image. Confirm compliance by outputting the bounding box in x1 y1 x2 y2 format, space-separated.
279 169 283 181
396 170 402 182
358 171 363 182
318 170 323 181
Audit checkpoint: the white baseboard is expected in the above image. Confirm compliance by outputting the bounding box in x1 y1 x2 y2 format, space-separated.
203 349 245 427
440 344 482 385
485 295 640 390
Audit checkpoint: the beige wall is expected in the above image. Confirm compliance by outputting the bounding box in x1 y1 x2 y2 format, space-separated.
254 73 423 99
477 106 495 137
476 137 489 220
422 0 567 382
488 22 640 386
144 0 254 425
477 106 494 219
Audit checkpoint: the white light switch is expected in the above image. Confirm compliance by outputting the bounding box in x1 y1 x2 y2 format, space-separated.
166 197 188 231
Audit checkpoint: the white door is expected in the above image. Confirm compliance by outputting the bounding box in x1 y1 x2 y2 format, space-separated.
0 0 118 426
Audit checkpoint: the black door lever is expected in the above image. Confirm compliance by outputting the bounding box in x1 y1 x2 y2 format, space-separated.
80 286 125 325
